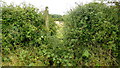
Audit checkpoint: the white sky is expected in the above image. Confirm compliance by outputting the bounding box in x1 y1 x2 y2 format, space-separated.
3 0 93 15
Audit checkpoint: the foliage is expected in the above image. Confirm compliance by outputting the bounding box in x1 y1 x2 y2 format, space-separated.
63 3 120 66
2 46 46 66
2 3 56 54
50 14 63 21
2 2 120 66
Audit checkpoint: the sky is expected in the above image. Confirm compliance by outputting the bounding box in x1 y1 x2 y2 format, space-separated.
3 0 93 15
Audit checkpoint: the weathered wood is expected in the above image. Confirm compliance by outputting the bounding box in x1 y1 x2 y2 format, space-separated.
44 6 49 32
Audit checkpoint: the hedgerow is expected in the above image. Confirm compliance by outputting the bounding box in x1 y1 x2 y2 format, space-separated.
63 3 120 66
2 3 56 54
2 2 120 66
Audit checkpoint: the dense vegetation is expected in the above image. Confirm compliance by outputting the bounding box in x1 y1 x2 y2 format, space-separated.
63 3 120 66
50 14 63 21
2 3 57 66
2 2 120 66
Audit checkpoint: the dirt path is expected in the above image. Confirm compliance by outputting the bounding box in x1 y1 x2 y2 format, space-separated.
55 21 64 43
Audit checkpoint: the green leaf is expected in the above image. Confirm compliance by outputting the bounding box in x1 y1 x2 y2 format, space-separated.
82 50 90 58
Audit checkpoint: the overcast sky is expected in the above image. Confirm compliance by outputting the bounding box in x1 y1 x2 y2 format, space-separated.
3 0 93 15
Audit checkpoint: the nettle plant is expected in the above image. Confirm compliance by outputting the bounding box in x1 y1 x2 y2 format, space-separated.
64 3 119 66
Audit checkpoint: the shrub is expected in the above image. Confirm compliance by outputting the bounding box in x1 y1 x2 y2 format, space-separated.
64 3 120 66
2 3 56 55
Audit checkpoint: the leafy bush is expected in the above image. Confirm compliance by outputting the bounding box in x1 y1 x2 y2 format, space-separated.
63 3 120 66
2 3 56 54
2 2 120 66
50 14 63 21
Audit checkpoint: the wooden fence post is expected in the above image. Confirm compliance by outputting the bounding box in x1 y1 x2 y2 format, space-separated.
44 6 49 32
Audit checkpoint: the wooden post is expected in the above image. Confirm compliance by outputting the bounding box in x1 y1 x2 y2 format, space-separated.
44 6 49 32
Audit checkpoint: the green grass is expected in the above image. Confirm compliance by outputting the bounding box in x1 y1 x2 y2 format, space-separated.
2 46 47 66
56 21 64 43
